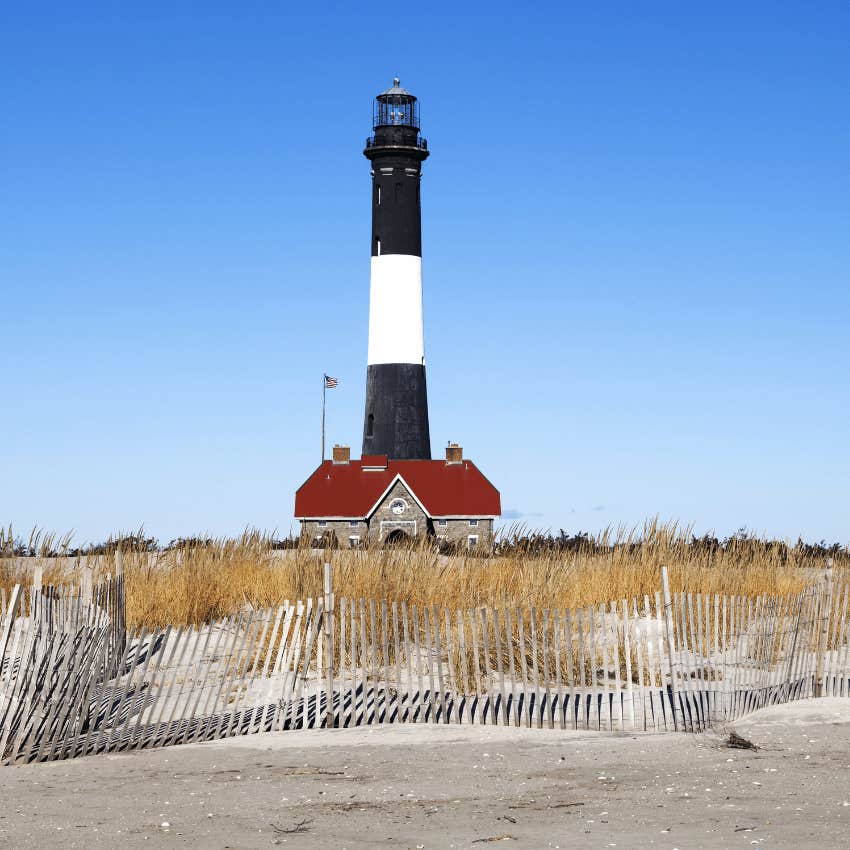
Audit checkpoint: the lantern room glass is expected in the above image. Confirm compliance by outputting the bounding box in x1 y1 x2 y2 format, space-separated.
373 95 419 129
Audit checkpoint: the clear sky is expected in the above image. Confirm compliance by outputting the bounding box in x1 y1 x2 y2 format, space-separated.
2 2 848 546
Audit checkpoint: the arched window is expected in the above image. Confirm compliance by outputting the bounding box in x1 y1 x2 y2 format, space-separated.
367 413 374 437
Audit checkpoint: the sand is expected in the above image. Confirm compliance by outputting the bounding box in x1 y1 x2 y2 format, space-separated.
2 698 849 849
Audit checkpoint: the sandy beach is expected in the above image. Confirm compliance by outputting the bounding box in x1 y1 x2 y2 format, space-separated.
1 698 848 849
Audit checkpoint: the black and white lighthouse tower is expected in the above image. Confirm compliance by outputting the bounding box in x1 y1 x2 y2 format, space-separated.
361 79 431 460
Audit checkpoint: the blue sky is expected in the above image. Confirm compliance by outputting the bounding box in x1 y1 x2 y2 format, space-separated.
2 3 848 545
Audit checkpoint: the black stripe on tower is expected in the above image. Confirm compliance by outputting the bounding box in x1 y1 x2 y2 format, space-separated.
362 79 432 460
363 363 431 460
369 154 423 257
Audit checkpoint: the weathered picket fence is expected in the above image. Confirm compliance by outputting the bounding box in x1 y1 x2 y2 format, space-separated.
1 563 847 764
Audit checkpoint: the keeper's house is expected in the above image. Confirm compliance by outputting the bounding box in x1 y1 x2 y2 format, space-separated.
295 443 500 550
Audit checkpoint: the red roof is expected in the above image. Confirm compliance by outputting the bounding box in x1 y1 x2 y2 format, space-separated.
294 458 501 519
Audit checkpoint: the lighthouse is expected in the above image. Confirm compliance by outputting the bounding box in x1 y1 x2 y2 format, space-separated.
361 78 431 460
294 79 501 548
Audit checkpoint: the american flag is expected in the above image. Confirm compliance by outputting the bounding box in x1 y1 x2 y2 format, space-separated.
324 374 338 388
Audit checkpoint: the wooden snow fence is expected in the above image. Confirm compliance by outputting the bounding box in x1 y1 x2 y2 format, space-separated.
1 565 848 764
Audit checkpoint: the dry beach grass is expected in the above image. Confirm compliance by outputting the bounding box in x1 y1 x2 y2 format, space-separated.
2 521 846 629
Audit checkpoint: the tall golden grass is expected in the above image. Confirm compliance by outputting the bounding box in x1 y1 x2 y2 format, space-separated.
2 521 846 628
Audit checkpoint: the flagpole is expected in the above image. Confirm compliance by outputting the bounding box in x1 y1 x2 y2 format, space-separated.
321 373 326 463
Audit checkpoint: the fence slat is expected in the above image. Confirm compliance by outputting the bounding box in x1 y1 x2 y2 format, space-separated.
402 601 414 724
390 604 402 724
457 610 470 725
432 606 446 724
620 601 634 731
541 609 553 730
493 609 507 726
564 608 576 730
379 601 390 725
530 607 541 730
410 604 422 722
423 607 436 723
517 608 529 728
576 607 587 729
443 609 456 724
588 606 601 731
553 609 565 731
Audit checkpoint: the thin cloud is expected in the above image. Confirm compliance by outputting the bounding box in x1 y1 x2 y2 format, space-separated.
502 509 544 520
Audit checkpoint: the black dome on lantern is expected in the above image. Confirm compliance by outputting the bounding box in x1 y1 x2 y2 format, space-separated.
377 77 416 102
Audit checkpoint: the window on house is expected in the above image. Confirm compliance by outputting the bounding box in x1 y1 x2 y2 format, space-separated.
437 519 447 527
349 520 359 528
349 535 361 548
318 520 327 528
367 413 374 437
468 519 479 527
467 535 479 549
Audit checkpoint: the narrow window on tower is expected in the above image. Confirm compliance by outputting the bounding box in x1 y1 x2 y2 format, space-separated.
395 182 403 202
376 184 381 205
367 413 374 437
375 237 381 255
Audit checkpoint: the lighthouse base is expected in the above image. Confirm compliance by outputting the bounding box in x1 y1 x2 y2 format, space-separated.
362 363 431 460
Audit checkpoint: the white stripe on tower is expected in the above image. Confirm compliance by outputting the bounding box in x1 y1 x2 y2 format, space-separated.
367 255 424 366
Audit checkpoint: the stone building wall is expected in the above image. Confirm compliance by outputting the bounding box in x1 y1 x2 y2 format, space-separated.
435 518 494 549
367 479 428 543
300 519 367 548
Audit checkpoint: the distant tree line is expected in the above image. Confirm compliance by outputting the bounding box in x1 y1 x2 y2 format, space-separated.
0 528 300 557
2 525 846 562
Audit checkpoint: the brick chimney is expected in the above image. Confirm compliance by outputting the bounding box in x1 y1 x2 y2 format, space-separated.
332 444 351 464
445 442 463 464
